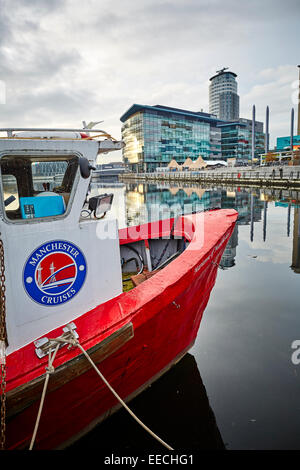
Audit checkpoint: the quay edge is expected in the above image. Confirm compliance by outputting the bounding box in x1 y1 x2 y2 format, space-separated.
119 169 300 190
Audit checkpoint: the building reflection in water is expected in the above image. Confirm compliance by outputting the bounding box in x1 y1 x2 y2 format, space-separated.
71 353 225 450
274 197 300 274
97 181 300 275
263 201 268 242
287 203 291 237
291 207 300 274
124 183 266 269
220 224 238 269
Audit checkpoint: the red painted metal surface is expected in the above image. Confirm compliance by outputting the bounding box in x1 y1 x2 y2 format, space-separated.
5 209 237 449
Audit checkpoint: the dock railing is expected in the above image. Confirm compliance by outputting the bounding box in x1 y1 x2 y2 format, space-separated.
120 167 300 188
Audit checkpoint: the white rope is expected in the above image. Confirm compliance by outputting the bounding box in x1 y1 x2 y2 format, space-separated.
29 343 60 450
70 336 174 451
29 330 174 451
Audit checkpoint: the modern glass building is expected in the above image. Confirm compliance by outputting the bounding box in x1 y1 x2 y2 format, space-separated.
276 135 300 150
209 69 240 121
32 161 67 176
218 118 265 161
120 104 223 172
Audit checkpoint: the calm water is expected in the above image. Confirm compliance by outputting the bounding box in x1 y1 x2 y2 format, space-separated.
72 180 300 451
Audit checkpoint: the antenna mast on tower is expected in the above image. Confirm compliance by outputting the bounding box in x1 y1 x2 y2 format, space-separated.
216 67 228 74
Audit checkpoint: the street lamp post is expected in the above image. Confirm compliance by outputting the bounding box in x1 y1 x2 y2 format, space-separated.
291 108 294 164
252 105 255 166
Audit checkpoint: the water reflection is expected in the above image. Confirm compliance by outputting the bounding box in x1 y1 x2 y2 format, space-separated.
90 181 300 275
220 224 238 269
105 182 300 274
291 207 300 273
71 353 225 451
86 180 300 449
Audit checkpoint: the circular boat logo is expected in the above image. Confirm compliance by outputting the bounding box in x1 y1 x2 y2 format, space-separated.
23 240 87 306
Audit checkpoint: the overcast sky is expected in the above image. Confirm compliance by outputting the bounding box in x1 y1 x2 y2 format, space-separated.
0 0 299 160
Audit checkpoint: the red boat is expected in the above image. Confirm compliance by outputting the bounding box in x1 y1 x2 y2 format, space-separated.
0 128 237 450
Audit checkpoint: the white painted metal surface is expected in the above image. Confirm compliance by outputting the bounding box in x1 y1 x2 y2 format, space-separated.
0 136 123 353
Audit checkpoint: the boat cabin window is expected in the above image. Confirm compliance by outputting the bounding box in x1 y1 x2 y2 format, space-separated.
0 154 78 221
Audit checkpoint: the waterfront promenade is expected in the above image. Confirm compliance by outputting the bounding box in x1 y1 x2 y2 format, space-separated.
120 166 300 189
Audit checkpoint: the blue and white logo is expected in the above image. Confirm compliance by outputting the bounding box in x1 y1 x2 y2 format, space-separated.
23 240 87 306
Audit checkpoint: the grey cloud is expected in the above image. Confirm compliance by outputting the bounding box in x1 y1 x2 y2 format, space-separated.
0 0 81 85
2 0 65 14
77 0 299 65
0 1 13 45
0 0 65 41
1 47 81 82
1 87 99 126
0 0 298 143
0 0 77 73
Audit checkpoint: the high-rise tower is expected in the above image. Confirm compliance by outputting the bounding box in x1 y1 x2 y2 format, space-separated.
209 68 239 121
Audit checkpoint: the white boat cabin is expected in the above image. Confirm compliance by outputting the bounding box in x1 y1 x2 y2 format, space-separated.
0 128 124 354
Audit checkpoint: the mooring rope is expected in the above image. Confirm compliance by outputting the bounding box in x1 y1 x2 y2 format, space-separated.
29 329 174 451
29 343 60 451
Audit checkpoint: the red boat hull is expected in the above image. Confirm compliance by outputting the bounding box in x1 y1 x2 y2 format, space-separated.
5 210 237 449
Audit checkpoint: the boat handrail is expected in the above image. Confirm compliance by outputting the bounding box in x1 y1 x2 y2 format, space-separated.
0 128 116 139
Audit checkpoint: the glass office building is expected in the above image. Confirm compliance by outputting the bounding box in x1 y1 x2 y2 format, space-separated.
276 135 300 150
218 118 265 161
32 161 67 176
120 104 222 172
